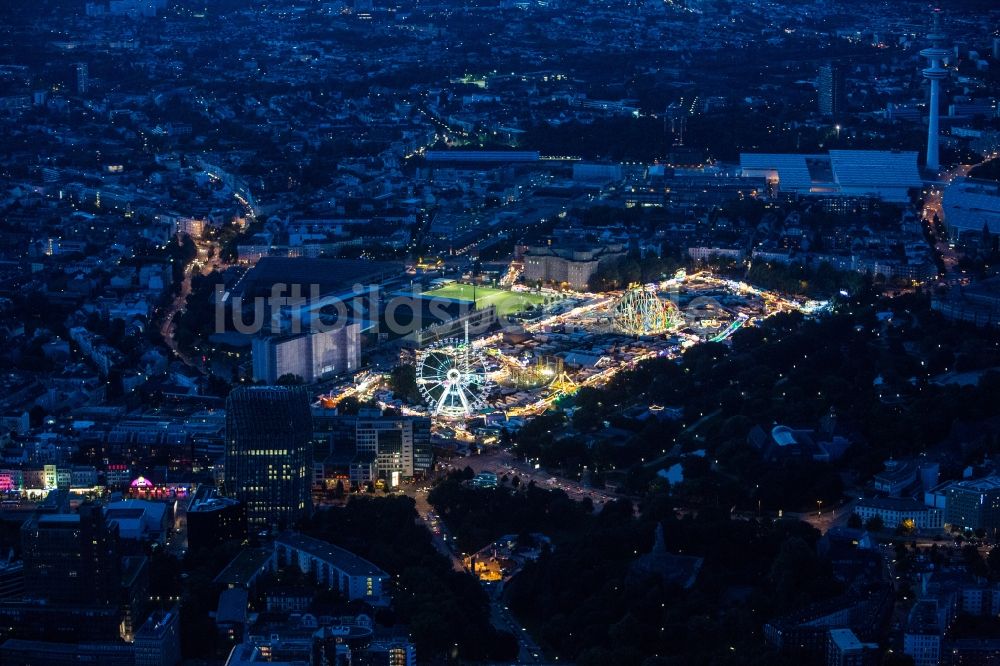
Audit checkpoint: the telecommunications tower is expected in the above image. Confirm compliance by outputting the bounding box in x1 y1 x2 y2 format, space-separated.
921 9 949 172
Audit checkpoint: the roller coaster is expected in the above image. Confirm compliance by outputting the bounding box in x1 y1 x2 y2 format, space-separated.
612 284 680 336
709 314 750 343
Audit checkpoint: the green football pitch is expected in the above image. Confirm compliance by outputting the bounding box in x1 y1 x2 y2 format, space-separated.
424 283 546 316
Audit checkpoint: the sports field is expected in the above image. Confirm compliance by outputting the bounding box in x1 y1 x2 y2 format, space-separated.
425 283 546 316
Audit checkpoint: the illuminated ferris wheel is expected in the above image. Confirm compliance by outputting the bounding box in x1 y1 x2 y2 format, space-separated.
613 284 679 336
415 336 493 418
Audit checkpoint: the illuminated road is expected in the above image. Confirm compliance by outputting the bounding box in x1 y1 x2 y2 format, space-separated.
160 242 205 370
492 600 545 664
159 234 225 374
470 292 615 353
397 482 466 572
921 162 979 275
317 372 383 409
159 263 194 365
456 450 619 507
165 499 189 559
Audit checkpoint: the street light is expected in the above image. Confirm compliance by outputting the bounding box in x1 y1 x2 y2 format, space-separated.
817 499 823 516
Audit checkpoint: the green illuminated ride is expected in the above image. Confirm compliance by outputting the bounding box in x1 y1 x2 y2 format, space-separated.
612 284 679 336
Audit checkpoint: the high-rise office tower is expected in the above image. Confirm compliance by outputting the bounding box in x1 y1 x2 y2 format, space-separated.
225 386 313 530
411 416 432 476
921 9 949 172
134 608 181 666
75 62 88 94
312 408 432 487
355 417 416 485
187 486 247 552
6 501 148 644
21 503 120 606
817 63 846 118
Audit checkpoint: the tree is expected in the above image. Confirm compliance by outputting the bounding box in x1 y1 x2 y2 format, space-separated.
768 536 838 611
337 396 375 415
205 374 232 397
864 515 884 532
571 387 608 431
847 513 862 529
987 546 1000 575
276 373 305 385
28 405 47 428
304 496 510 662
389 364 422 404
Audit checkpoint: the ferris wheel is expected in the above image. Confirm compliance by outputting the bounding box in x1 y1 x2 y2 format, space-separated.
415 335 493 418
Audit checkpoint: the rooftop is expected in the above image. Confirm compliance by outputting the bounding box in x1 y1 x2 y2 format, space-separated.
232 257 402 299
136 609 177 639
275 532 388 579
216 587 249 625
945 475 1000 493
190 489 242 513
943 178 1000 234
829 628 864 652
36 513 80 526
214 548 273 588
740 150 921 201
224 643 308 666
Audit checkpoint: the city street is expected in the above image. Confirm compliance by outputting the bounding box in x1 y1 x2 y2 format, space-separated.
491 600 546 664
400 481 552 663
788 498 856 534
402 484 466 573
456 449 619 508
159 232 224 374
921 161 979 274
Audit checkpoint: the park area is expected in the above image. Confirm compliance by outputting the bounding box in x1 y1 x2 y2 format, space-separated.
425 283 546 316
